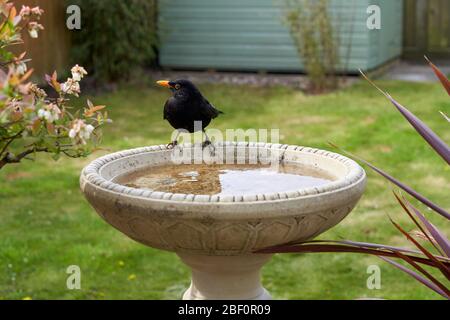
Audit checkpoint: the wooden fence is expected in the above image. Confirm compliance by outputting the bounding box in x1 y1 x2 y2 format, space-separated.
14 0 71 80
403 0 450 58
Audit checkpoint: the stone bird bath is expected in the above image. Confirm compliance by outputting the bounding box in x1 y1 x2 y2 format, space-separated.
80 142 366 300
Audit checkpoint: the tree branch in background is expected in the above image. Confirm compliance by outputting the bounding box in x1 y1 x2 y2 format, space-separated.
0 147 48 170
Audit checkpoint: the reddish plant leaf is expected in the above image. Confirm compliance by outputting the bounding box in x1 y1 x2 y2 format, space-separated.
256 243 450 268
425 56 450 96
379 256 450 300
18 51 26 59
329 143 450 220
393 192 444 256
84 105 106 117
31 118 41 134
46 123 55 135
20 68 33 83
336 239 449 260
390 219 450 281
386 94 450 165
359 70 450 165
264 239 450 262
393 250 450 297
403 197 450 258
7 5 16 21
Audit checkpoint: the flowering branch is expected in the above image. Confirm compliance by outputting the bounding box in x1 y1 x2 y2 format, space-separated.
0 1 109 171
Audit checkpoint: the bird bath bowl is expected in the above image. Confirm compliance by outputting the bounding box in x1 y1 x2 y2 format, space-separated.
80 142 366 300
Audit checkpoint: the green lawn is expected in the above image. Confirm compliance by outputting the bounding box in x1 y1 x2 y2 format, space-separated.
0 79 449 300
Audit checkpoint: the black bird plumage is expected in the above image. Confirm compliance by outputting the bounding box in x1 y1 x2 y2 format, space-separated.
158 79 223 147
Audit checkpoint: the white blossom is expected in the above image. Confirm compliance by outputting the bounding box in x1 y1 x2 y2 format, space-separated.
69 120 95 145
27 22 44 39
19 6 32 18
69 128 77 139
61 78 81 97
15 62 27 75
20 6 44 19
71 65 88 81
28 28 38 39
37 103 61 123
31 7 44 17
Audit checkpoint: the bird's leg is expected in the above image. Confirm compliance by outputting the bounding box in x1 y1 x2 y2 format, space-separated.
167 141 178 149
202 131 212 149
202 131 215 156
167 131 180 149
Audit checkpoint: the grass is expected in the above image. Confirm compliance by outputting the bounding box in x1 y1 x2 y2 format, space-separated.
0 79 449 300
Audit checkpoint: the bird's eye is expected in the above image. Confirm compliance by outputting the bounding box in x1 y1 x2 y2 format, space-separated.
175 84 181 90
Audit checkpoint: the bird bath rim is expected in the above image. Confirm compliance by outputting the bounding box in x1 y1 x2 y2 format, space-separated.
80 142 365 209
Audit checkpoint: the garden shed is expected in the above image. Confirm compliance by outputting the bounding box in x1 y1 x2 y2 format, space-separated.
158 0 404 73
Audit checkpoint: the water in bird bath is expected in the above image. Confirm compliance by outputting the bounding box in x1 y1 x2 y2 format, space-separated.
115 163 336 196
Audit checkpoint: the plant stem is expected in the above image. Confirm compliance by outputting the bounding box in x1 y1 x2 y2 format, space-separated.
0 130 24 159
0 147 48 170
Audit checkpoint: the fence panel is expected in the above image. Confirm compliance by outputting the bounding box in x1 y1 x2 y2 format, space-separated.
14 0 71 80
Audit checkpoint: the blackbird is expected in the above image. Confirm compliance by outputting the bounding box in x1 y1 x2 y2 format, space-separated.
157 79 223 148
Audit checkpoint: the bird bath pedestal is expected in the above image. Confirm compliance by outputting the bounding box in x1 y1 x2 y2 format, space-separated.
80 143 366 300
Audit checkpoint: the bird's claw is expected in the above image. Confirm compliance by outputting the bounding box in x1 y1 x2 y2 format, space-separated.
202 140 212 149
167 141 178 149
202 140 216 156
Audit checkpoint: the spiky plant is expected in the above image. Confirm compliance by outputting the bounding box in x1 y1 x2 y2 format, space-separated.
257 58 450 299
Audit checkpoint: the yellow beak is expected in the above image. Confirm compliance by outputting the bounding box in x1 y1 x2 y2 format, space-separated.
156 80 171 88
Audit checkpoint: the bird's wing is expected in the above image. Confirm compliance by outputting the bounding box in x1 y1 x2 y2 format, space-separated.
201 98 223 119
